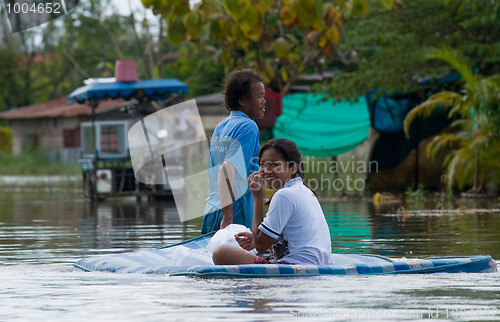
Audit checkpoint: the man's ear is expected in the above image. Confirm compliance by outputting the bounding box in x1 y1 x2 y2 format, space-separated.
238 97 247 109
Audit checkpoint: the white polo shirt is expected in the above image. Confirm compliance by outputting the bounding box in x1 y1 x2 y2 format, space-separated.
258 177 333 265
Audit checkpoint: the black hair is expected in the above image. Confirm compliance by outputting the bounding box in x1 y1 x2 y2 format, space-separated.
259 138 304 179
223 69 264 111
259 138 318 202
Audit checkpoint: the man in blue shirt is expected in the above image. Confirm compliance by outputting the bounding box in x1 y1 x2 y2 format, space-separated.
201 69 266 233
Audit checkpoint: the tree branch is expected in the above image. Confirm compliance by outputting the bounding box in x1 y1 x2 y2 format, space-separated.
63 50 90 79
102 22 124 59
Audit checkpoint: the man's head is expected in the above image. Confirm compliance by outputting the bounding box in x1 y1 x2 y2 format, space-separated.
223 69 266 120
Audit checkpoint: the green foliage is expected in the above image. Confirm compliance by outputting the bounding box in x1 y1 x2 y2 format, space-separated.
0 0 169 111
46 1 141 81
404 48 500 192
403 91 461 138
141 0 395 94
0 126 12 151
322 0 500 101
166 42 226 97
0 151 80 175
405 183 427 204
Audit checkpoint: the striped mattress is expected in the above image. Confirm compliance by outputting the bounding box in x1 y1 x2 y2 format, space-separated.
73 233 498 277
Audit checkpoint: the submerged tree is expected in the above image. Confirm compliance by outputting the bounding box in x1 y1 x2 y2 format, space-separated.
403 48 500 192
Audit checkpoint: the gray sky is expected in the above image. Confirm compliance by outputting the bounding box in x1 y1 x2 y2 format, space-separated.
111 0 151 17
110 0 198 16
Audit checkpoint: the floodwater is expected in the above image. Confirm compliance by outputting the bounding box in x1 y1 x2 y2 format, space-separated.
0 188 499 321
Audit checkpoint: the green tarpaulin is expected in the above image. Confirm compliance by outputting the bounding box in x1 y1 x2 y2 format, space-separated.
273 93 370 157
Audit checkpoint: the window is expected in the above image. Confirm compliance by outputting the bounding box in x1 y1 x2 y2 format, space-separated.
81 121 128 159
63 127 80 148
81 125 95 156
100 124 120 154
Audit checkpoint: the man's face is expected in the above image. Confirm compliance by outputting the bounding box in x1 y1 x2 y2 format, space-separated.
239 81 266 120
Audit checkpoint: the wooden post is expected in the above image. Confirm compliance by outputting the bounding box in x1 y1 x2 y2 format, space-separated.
90 99 99 201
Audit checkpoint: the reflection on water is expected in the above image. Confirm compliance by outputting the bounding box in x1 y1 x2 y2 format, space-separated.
80 200 194 253
0 190 499 263
0 189 499 321
0 190 203 265
323 201 373 254
322 197 500 259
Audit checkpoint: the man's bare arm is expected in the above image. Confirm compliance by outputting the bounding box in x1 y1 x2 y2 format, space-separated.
218 161 236 229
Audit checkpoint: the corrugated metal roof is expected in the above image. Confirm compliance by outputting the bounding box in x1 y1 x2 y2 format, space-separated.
0 97 137 120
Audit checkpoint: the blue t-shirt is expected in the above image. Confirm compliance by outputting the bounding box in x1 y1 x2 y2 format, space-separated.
202 111 260 232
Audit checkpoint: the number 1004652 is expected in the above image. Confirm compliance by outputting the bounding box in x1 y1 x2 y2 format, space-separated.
5 2 62 15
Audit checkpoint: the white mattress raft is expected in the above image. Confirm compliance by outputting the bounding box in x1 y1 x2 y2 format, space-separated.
74 225 498 277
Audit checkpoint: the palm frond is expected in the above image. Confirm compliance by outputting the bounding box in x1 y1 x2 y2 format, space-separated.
403 91 461 138
447 94 471 118
449 118 469 129
426 133 458 161
473 76 500 113
452 148 477 190
427 47 476 85
445 153 460 191
406 47 499 191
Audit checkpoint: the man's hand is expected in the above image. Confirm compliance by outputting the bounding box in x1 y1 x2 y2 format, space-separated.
218 162 235 230
220 217 233 230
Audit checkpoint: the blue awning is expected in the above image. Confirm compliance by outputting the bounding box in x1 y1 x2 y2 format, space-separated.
67 79 189 104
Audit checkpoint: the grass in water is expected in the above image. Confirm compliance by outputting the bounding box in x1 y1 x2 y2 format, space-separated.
0 151 80 176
